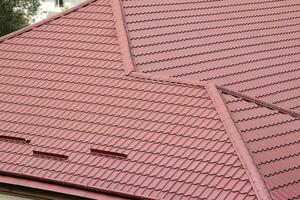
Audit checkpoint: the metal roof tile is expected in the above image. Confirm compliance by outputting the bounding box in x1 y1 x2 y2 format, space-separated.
0 0 267 199
123 0 300 113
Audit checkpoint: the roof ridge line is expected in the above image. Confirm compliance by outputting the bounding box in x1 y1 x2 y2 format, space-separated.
0 0 97 43
205 82 273 200
217 86 300 118
111 0 136 74
129 72 208 87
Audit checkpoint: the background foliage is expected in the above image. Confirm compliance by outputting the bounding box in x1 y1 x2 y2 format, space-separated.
0 0 40 36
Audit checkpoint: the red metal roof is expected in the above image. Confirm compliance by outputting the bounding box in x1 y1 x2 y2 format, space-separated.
122 0 300 113
120 0 300 198
0 0 260 199
0 0 299 199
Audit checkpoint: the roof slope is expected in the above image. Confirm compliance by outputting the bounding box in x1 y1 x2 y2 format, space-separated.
121 0 300 112
222 92 300 200
0 0 257 199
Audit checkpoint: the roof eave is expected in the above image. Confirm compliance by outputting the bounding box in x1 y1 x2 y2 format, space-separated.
0 174 125 200
0 172 156 200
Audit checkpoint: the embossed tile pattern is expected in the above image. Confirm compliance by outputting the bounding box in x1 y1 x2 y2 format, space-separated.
0 0 256 199
122 0 300 112
223 93 300 200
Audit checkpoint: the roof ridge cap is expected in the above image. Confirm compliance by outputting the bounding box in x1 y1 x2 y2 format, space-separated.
205 82 273 200
217 86 300 118
129 72 207 87
0 0 97 43
111 0 136 74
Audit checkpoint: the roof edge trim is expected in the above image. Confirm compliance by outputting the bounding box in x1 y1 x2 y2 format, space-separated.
0 171 155 200
0 0 97 43
205 83 273 200
130 72 207 87
0 175 120 200
217 86 300 118
111 0 136 74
